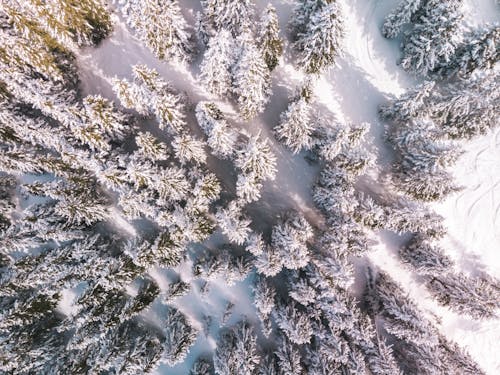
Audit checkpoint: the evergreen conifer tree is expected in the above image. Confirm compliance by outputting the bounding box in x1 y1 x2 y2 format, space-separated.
233 35 272 119
258 5 284 71
294 1 344 74
199 29 237 96
123 0 193 62
214 321 261 375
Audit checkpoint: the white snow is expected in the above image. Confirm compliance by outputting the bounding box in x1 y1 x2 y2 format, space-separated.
74 0 500 373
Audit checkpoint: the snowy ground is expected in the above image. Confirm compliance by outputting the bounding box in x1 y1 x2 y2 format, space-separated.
76 0 500 373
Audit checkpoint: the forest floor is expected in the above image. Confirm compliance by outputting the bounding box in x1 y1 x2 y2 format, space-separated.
75 0 500 373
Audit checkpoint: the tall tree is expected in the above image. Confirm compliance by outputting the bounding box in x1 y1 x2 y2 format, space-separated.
258 5 284 71
275 89 313 153
381 0 424 39
200 0 255 37
233 35 272 119
293 1 344 74
436 24 500 78
4 0 112 48
400 0 464 75
123 0 193 62
214 321 261 375
199 29 237 96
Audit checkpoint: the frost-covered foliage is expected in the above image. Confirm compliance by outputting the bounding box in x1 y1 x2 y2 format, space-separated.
235 132 277 181
190 357 214 375
382 0 465 75
400 236 499 319
122 0 193 63
199 29 237 96
233 34 272 119
355 193 446 238
365 269 485 375
292 1 345 74
275 87 313 153
196 102 276 203
382 0 424 39
214 321 261 375
436 24 500 78
163 308 198 365
253 276 275 337
113 64 188 134
215 202 251 245
387 118 462 201
193 246 252 286
1 0 495 373
200 0 255 38
3 0 112 48
254 211 313 276
381 72 500 140
258 5 284 71
196 101 238 159
271 211 313 270
274 302 314 344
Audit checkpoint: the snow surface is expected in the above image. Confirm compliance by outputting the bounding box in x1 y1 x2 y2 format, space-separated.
74 0 500 373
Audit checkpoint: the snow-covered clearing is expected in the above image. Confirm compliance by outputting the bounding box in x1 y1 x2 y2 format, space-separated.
75 0 500 373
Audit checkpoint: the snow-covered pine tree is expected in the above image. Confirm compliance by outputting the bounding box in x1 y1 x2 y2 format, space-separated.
162 307 198 366
274 335 304 375
271 211 314 270
91 318 165 374
399 235 453 275
163 278 191 303
123 0 193 63
436 24 499 78
213 321 261 375
0 6 79 103
195 101 238 158
399 0 464 75
0 202 86 255
387 118 462 201
274 90 313 153
258 354 279 375
379 82 434 123
253 276 276 337
112 65 188 134
215 201 251 245
199 29 237 96
288 275 318 307
172 133 207 165
5 0 112 48
381 72 500 140
233 33 272 119
1 234 112 298
0 290 65 373
254 244 284 277
381 0 424 39
365 268 485 375
355 192 446 238
135 131 170 161
427 273 499 320
201 0 255 38
190 357 215 375
429 70 500 139
289 0 328 41
274 302 314 345
258 5 284 71
235 132 277 182
294 1 344 74
0 174 15 231
344 314 402 375
193 247 252 286
400 236 499 319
